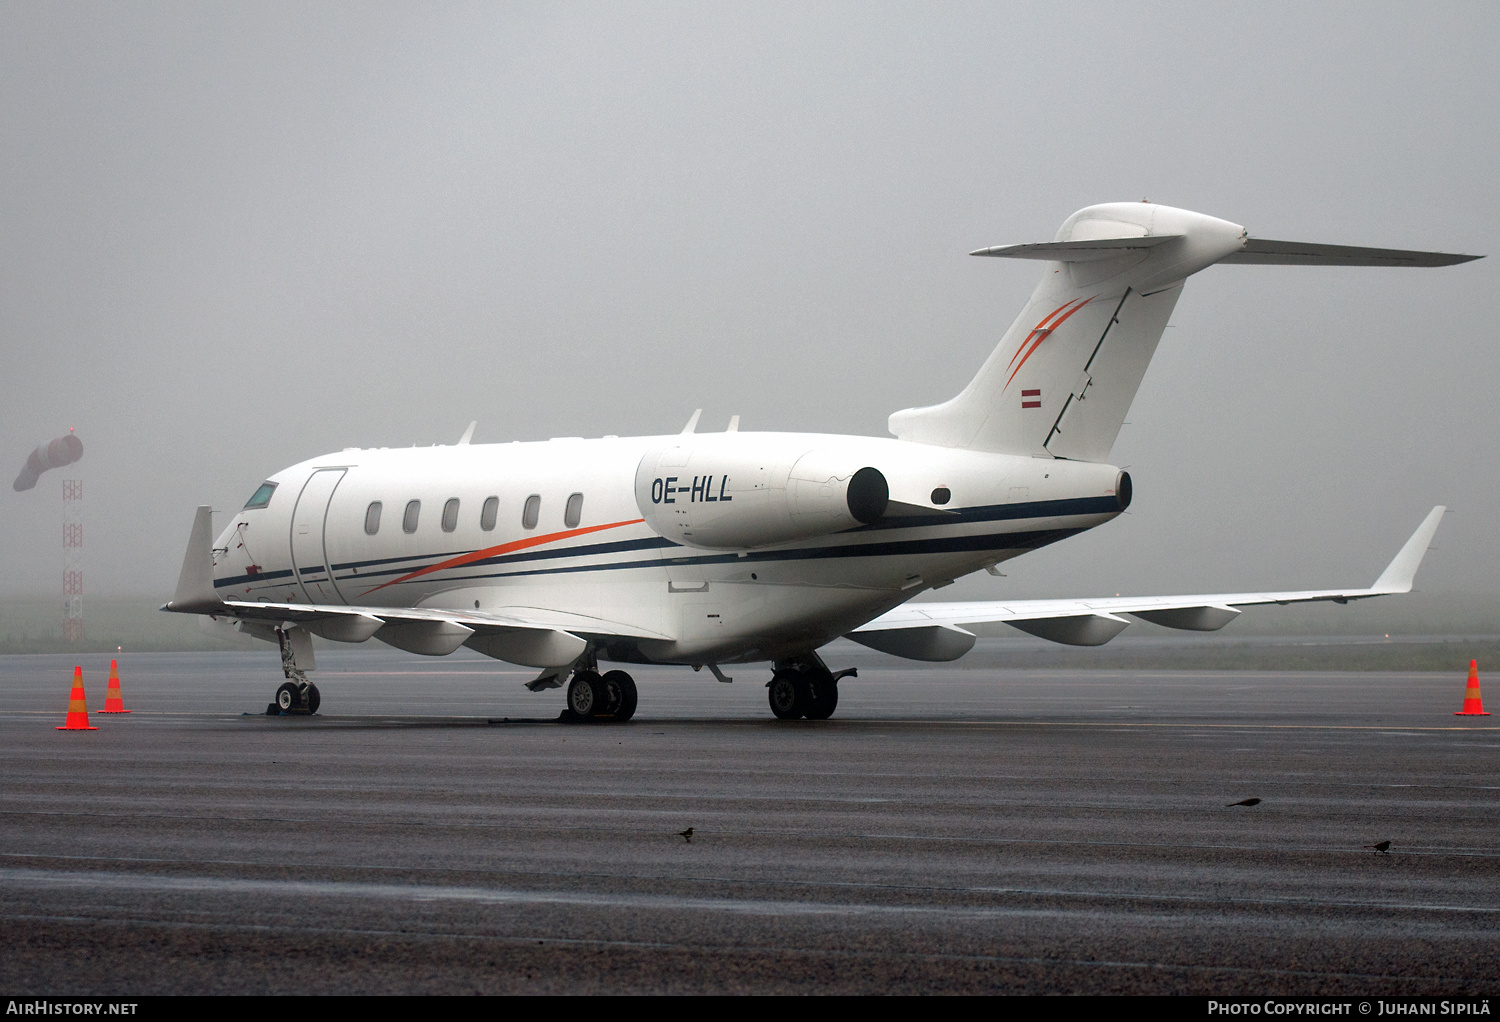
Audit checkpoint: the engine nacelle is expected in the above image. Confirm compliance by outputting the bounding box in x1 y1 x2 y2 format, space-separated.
635 437 889 550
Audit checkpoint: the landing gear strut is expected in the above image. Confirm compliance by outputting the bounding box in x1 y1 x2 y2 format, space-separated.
767 654 852 720
563 667 637 722
267 627 319 715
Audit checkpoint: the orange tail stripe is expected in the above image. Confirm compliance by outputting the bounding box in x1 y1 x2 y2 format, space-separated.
1004 296 1096 392
1006 298 1086 372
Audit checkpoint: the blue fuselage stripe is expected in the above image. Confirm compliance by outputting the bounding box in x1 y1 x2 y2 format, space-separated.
215 495 1117 591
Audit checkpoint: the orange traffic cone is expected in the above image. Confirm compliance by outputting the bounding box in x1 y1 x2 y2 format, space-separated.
100 659 130 713
1456 660 1490 716
57 666 98 730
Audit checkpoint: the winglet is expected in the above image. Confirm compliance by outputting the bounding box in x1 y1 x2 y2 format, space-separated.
1371 506 1446 593
680 409 702 435
162 506 223 613
458 421 477 445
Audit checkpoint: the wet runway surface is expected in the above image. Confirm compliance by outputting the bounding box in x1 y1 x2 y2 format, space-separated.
2 647 1497 994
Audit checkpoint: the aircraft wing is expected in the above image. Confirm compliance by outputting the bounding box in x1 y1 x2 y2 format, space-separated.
210 599 668 679
199 598 668 639
846 506 1445 662
163 506 668 671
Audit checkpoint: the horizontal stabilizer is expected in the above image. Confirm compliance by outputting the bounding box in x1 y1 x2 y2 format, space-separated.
904 201 1478 461
1219 239 1481 267
970 235 1183 262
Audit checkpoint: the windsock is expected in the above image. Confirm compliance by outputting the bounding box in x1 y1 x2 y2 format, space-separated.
13 433 83 492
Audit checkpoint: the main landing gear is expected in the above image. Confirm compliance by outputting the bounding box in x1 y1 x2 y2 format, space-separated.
266 627 319 716
563 668 638 722
767 655 855 721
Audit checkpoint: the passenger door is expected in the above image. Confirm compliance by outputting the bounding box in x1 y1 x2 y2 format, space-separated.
289 468 347 604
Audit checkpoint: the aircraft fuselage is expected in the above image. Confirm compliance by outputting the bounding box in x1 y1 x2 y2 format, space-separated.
213 431 1128 665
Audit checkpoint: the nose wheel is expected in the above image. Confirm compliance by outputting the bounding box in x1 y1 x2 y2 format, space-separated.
270 681 319 715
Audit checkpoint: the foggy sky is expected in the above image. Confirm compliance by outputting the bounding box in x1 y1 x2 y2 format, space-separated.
1 2 1496 604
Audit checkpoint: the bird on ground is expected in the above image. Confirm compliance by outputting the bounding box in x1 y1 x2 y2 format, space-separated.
1365 841 1392 854
1226 798 1262 807
677 827 694 844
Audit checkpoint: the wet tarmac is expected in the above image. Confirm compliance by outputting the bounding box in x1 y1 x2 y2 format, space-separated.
2 646 1497 994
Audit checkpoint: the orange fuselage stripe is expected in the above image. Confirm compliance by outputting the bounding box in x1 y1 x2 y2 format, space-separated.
358 518 647 596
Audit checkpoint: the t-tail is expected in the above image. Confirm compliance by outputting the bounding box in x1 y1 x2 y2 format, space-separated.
888 201 1479 460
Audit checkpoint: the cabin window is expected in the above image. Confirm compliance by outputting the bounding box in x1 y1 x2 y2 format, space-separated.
565 492 584 528
364 501 382 535
403 500 421 534
243 482 277 510
480 496 499 531
522 494 541 530
441 498 460 533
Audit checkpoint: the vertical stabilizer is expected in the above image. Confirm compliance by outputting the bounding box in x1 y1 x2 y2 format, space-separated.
890 203 1246 458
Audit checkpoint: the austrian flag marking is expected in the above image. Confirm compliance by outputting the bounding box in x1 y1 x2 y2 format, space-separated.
1021 388 1041 409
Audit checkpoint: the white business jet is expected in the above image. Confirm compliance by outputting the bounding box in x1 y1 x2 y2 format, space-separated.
163 202 1477 720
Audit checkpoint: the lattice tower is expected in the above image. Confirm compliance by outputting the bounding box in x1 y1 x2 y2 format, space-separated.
62 479 82 643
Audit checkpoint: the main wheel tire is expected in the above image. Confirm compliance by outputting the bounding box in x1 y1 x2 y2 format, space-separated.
602 670 637 722
597 673 623 716
567 671 605 719
803 677 838 720
275 682 300 713
768 673 802 719
305 684 321 714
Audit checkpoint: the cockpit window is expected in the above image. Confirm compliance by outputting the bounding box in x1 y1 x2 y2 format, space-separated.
243 482 277 510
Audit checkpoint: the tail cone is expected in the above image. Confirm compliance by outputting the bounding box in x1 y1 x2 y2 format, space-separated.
1455 659 1490 716
56 666 98 730
100 659 130 713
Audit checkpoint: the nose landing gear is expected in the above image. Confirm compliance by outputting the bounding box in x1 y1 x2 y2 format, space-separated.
266 626 320 716
273 680 320 714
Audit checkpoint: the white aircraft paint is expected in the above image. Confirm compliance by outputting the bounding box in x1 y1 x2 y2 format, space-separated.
163 202 1479 720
